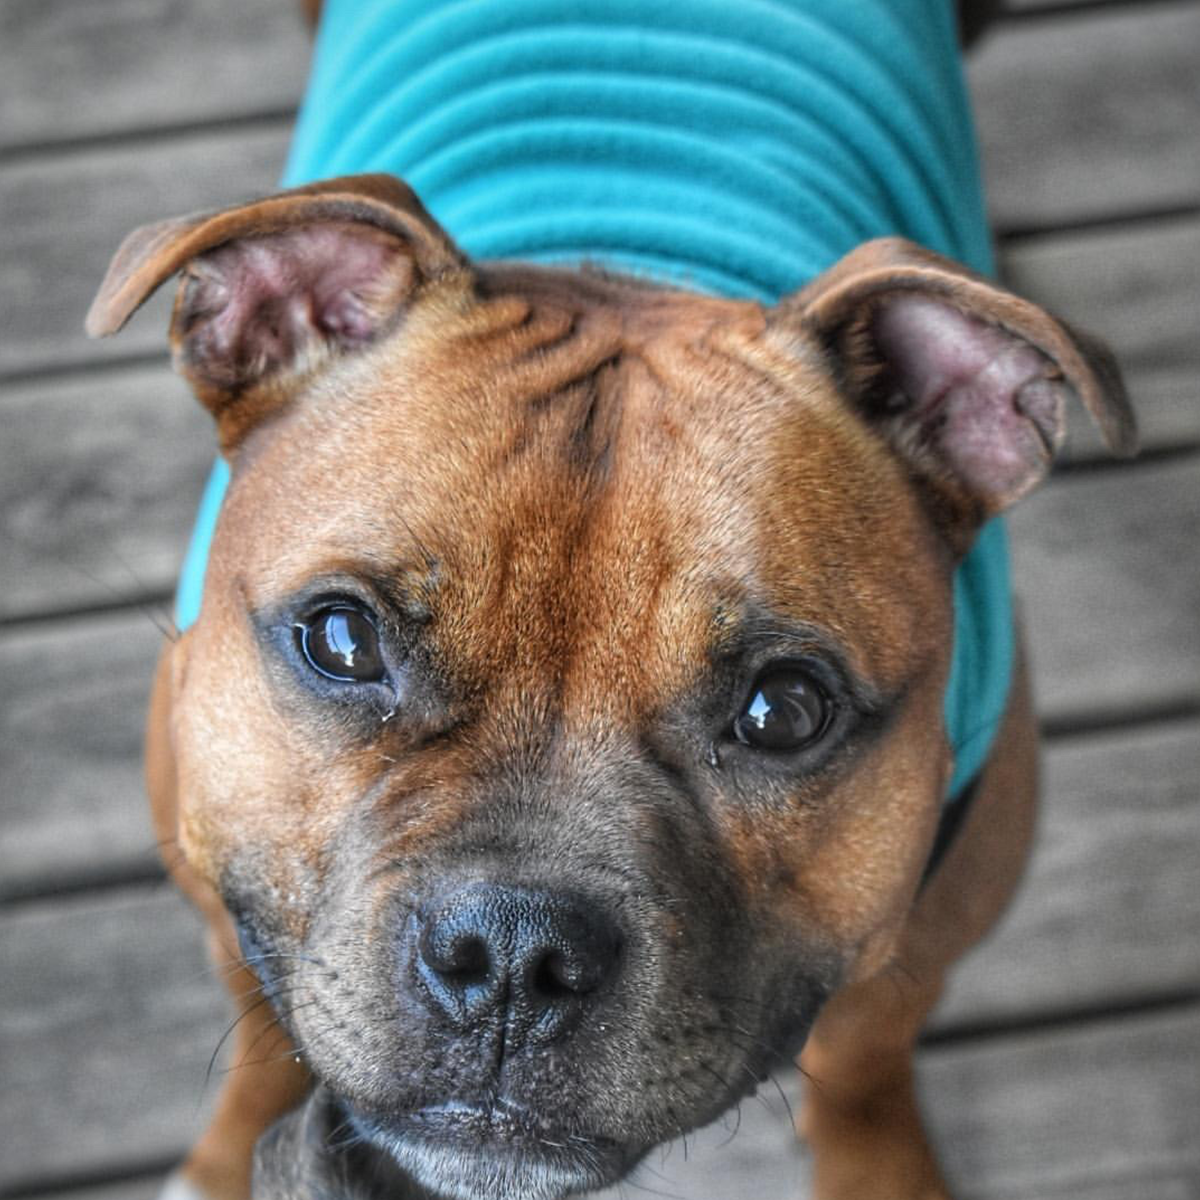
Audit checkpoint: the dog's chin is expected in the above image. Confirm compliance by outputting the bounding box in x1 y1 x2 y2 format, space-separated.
350 1103 634 1200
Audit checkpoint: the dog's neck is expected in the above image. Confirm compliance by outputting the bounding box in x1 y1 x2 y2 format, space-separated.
285 0 994 294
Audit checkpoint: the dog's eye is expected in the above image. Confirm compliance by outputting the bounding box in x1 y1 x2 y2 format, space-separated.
732 668 830 751
296 606 385 683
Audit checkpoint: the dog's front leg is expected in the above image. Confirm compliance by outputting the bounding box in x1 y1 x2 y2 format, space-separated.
800 968 951 1200
798 653 1039 1200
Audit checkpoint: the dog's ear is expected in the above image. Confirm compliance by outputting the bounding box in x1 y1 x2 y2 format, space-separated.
773 237 1136 544
86 173 467 448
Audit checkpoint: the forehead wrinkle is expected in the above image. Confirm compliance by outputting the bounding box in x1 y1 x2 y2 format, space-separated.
545 356 773 732
386 349 693 751
372 362 646 755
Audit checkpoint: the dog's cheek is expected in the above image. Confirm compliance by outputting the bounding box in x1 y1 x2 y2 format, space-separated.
170 617 342 941
722 690 951 991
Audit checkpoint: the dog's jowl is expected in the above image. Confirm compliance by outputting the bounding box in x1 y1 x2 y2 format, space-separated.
90 4 1134 1200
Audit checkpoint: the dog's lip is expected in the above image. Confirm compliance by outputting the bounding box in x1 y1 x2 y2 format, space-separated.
351 1093 615 1146
346 1096 631 1191
417 1098 586 1141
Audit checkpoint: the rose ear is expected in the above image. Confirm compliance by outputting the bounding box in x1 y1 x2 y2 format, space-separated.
86 173 467 448
774 237 1136 540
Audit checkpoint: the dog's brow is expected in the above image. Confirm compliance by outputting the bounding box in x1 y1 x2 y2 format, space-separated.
712 604 885 706
249 565 437 625
376 565 440 622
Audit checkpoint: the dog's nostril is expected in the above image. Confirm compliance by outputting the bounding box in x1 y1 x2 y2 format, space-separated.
532 949 579 999
427 931 491 984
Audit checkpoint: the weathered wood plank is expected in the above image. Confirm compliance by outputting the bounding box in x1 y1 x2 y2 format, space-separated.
0 887 224 1192
0 128 291 378
975 1179 1197 1200
0 0 306 152
1001 215 1200 461
9 1182 165 1200
927 1006 1200 1199
1010 455 1200 720
0 612 167 900
1001 0 1104 9
1000 0 1190 12
936 717 1200 1027
969 3 1200 232
0 364 213 622
8 1181 164 1200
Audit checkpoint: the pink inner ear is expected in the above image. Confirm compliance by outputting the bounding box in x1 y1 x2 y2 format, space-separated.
182 225 406 387
872 294 1068 503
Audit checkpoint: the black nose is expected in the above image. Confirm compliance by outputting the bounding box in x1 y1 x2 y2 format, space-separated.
414 884 621 1046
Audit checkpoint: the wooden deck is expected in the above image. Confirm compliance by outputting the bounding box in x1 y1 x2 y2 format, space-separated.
1 1 1198 1197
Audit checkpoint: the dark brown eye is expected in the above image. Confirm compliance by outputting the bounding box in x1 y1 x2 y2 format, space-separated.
732 668 830 751
297 607 385 682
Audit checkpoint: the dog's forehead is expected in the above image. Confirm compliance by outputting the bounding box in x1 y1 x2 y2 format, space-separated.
225 275 942 701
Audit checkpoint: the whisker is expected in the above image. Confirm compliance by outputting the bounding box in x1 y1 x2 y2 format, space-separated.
231 993 313 1069
765 1070 796 1129
617 1173 686 1200
204 987 308 1089
715 1098 743 1149
325 1113 365 1152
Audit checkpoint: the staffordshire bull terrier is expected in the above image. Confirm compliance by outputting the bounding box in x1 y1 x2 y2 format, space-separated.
87 2 1134 1197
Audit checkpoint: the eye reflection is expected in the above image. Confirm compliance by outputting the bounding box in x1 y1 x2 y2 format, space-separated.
733 668 830 751
296 606 386 683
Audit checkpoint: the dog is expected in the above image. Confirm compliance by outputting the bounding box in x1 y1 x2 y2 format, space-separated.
87 1 1134 1197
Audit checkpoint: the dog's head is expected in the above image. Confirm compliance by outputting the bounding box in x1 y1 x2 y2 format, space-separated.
91 175 1133 1199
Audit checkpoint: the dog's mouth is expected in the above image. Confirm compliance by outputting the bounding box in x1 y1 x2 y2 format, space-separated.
346 1096 632 1200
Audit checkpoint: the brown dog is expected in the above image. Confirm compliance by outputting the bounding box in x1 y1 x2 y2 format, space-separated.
86 168 1134 1200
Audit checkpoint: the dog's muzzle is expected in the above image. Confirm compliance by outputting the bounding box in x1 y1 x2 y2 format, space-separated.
323 882 634 1199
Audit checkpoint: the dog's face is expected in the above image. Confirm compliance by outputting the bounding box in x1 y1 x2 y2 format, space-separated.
177 266 951 1196
91 176 1132 1200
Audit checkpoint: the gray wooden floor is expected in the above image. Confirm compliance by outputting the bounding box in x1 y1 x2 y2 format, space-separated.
2 1 1199 1198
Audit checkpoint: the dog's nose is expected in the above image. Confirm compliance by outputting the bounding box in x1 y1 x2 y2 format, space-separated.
414 884 621 1046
